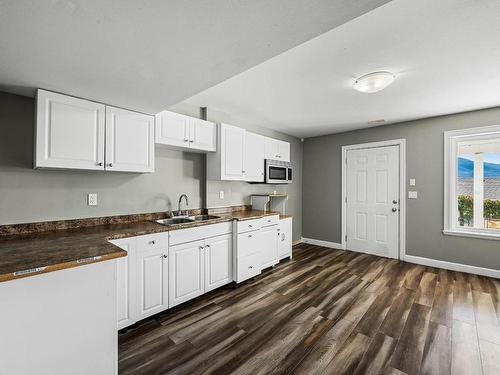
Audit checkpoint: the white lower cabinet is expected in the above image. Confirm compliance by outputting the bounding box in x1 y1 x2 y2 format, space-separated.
233 215 280 283
137 246 169 319
278 217 293 260
205 234 233 292
260 224 279 269
169 240 205 307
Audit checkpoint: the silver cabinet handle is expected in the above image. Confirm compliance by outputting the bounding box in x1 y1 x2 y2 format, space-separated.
96 162 103 166
162 254 168 258
107 163 113 167
248 234 252 238
205 244 210 248
184 138 189 142
249 265 253 269
189 139 194 143
149 240 156 245
393 200 398 204
392 208 398 212
248 224 253 228
199 246 204 250
242 170 246 173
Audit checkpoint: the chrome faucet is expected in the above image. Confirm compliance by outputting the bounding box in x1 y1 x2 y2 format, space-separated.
177 194 189 216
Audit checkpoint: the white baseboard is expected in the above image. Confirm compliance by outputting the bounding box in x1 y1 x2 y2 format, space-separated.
404 254 500 279
301 237 344 250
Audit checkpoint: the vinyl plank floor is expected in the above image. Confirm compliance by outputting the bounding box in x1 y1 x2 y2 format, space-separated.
118 244 500 375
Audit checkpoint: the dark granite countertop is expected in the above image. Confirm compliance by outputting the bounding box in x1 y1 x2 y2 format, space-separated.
0 210 283 283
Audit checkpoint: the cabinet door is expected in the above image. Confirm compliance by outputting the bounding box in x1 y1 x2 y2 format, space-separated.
105 106 154 172
264 137 280 161
278 218 293 259
278 140 291 162
244 132 265 182
260 225 279 269
190 118 216 152
155 110 190 148
35 89 105 170
205 234 232 292
169 240 205 307
110 237 137 330
221 123 245 180
137 246 169 319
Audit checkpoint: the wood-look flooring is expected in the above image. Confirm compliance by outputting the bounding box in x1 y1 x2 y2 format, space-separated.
118 244 500 375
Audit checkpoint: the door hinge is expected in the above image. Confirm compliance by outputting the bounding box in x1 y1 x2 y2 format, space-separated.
345 234 347 242
345 196 347 203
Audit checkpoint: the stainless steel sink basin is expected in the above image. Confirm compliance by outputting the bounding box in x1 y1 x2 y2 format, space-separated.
191 215 220 221
154 215 220 226
155 217 194 225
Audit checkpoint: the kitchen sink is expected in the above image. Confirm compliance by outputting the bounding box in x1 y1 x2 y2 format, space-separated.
155 217 195 225
154 215 220 226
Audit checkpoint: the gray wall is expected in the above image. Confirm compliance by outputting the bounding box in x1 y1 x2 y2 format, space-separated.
0 92 302 241
303 106 500 270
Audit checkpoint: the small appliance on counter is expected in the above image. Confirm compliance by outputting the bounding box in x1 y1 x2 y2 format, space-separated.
265 159 292 184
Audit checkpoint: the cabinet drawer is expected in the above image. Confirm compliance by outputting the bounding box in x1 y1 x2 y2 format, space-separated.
169 221 232 246
136 233 168 251
237 231 261 258
237 218 262 234
261 215 279 227
237 253 261 282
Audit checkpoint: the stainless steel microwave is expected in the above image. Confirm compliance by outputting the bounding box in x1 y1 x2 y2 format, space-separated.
265 159 292 184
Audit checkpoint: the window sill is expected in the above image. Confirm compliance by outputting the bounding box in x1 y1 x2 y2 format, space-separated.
443 229 500 241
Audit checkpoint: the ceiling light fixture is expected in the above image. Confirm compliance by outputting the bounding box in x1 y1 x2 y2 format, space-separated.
353 71 396 93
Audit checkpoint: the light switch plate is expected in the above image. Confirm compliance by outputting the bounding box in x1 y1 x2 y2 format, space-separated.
408 191 418 199
87 193 97 206
409 178 416 186
219 191 224 199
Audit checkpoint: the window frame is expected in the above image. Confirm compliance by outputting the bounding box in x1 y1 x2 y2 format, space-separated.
444 124 500 240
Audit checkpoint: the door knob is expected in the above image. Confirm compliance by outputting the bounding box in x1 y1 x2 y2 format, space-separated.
392 208 398 212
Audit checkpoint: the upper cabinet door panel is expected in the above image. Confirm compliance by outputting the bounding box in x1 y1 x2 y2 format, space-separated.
155 110 189 148
189 118 216 152
278 140 291 162
244 132 265 182
105 106 154 173
35 89 105 170
221 123 245 180
265 137 290 162
264 137 280 161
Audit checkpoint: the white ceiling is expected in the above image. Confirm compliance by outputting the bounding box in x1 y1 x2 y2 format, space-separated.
185 0 500 138
0 0 390 114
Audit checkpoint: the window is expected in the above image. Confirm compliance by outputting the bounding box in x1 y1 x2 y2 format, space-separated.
444 125 500 239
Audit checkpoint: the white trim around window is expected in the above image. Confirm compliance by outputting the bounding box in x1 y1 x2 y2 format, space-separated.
444 124 500 240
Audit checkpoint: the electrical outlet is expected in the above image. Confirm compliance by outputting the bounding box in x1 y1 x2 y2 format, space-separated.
87 193 97 206
219 191 224 199
408 191 418 199
409 178 416 186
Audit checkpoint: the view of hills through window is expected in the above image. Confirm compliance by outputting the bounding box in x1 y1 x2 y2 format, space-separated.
457 153 500 229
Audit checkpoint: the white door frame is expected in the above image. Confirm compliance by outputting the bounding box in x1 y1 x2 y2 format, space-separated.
341 139 406 260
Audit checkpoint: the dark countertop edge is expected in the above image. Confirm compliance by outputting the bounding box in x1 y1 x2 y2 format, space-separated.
0 250 127 283
0 211 288 284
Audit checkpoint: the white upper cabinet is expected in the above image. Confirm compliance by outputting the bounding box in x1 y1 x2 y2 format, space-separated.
155 110 190 148
105 106 155 173
35 89 155 173
265 137 290 162
207 122 291 182
35 89 106 170
244 132 265 182
190 118 216 151
155 110 216 152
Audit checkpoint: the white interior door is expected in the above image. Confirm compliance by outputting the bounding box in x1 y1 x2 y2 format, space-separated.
346 145 400 259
